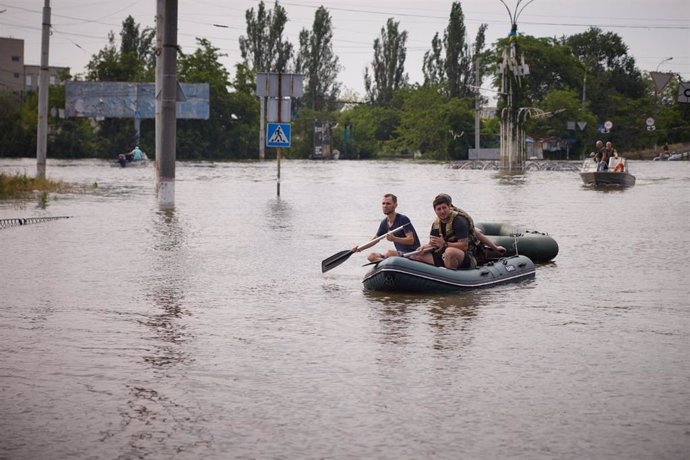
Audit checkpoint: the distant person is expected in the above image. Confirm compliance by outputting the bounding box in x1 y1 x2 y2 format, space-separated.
592 140 608 171
411 194 505 270
353 193 421 263
131 145 143 161
604 141 618 160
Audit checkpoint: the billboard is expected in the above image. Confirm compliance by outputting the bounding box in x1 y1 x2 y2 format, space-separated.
65 81 210 119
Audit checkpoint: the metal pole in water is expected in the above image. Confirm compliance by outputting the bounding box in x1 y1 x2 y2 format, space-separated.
277 73 282 197
36 0 51 179
259 97 265 160
277 147 281 197
156 0 178 208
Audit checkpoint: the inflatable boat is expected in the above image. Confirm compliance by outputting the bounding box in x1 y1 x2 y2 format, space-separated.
362 255 535 293
475 222 559 263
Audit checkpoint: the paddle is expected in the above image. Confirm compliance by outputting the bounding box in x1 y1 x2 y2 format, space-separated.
321 223 409 273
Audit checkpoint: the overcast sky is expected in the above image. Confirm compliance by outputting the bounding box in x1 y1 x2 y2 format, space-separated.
1 0 688 99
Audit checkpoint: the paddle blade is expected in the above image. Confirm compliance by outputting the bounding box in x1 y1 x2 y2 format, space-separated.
321 249 354 273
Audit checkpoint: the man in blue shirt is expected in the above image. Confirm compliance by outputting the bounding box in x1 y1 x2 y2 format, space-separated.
353 193 421 263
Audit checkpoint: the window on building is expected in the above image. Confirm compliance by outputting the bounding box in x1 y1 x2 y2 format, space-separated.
50 75 56 85
12 56 20 62
26 75 32 86
14 73 20 79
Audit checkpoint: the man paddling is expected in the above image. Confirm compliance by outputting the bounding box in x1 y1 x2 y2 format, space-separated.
353 193 420 263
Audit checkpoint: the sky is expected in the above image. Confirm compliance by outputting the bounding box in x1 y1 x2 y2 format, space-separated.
1 0 689 100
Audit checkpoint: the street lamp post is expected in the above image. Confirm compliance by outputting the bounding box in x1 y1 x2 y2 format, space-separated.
653 57 673 150
656 57 673 72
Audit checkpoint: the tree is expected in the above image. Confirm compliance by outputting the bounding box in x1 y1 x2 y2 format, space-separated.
239 0 293 72
85 16 154 82
84 16 155 156
526 89 597 158
295 6 341 110
565 27 647 108
444 2 470 98
387 85 474 160
177 39 259 160
491 34 580 106
422 33 445 86
0 90 31 157
564 27 648 149
423 3 487 101
364 18 408 105
337 104 400 158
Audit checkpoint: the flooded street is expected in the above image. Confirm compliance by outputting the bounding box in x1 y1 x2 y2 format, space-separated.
1 158 689 459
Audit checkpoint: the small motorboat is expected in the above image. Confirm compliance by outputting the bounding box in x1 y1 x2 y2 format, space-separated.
362 255 535 292
113 152 150 168
580 156 635 187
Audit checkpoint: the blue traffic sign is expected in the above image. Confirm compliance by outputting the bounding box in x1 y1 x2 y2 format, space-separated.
266 123 291 148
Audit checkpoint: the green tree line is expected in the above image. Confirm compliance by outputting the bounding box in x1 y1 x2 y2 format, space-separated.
1 1 687 161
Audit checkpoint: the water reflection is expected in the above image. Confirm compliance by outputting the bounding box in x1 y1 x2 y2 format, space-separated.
266 197 293 232
142 208 192 368
367 291 482 350
426 293 481 351
113 208 200 457
494 171 527 186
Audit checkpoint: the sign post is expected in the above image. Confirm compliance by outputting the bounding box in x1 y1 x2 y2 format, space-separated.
266 122 291 196
256 72 304 196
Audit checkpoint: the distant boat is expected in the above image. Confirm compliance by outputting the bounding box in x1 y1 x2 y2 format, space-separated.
580 156 635 187
113 152 149 168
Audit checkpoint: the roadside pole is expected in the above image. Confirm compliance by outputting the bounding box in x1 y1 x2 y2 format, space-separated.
277 147 281 196
36 0 51 179
156 0 178 208
256 72 304 197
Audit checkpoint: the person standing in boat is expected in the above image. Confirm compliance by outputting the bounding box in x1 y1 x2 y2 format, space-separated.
592 140 608 171
412 194 505 270
604 141 618 161
353 193 421 263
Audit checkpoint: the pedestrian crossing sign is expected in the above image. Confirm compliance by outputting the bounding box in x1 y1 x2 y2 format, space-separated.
266 122 291 148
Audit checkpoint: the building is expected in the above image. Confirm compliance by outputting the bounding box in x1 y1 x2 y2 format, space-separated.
0 37 69 97
0 37 24 94
24 64 70 92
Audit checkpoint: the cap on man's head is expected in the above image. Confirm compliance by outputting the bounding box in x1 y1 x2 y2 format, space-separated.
435 193 452 203
433 193 452 208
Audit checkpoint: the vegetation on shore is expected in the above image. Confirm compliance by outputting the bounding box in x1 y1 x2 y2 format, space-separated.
0 172 73 198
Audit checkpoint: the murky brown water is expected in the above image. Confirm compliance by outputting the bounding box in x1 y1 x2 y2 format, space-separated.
1 158 689 459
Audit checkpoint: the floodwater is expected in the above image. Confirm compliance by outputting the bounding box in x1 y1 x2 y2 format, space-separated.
1 158 689 459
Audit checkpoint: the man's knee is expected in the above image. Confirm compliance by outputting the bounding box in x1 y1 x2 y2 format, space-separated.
443 248 464 269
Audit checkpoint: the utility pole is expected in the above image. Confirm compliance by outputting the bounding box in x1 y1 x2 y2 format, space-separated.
155 0 178 207
36 0 51 179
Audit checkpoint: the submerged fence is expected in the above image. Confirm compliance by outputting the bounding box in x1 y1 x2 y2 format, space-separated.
0 216 72 230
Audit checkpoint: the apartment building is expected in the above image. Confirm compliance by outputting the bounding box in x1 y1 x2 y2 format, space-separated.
0 37 69 97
